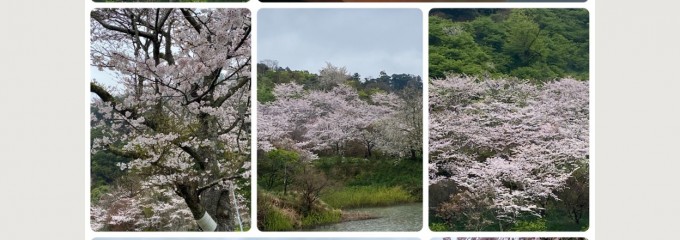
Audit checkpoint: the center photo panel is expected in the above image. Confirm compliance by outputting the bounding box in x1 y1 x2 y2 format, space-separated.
256 8 424 232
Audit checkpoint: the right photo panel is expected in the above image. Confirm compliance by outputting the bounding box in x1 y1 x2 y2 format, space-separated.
428 8 590 232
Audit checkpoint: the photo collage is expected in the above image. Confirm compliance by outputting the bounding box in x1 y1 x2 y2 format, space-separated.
87 0 592 240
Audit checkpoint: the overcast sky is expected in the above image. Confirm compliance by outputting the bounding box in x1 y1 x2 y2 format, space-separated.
258 8 423 79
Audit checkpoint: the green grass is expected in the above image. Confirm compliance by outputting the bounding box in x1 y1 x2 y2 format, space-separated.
258 190 344 231
258 191 298 231
321 186 416 209
314 156 423 200
260 206 295 231
301 209 342 227
348 159 421 187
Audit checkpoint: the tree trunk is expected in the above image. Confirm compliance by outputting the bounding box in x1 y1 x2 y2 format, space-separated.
365 141 373 158
572 208 580 224
176 183 235 231
335 142 341 156
202 187 236 231
176 184 215 231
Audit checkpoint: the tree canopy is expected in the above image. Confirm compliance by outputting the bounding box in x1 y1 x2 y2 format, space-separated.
430 76 589 231
90 8 251 231
257 62 423 160
429 9 589 82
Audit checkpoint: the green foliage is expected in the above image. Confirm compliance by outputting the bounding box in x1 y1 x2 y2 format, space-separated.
90 110 131 202
429 222 449 231
430 9 589 82
267 149 299 163
511 219 548 231
321 186 415 209
90 150 128 188
258 149 302 192
90 185 110 203
256 64 317 102
430 16 493 78
256 62 422 104
257 84 275 103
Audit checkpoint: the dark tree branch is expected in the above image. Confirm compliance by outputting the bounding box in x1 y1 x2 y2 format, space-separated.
157 9 173 30
91 82 115 103
106 144 148 159
184 67 222 106
180 8 202 34
228 25 251 59
175 144 206 171
197 175 243 195
212 75 250 108
92 11 156 40
91 82 161 130
218 117 242 136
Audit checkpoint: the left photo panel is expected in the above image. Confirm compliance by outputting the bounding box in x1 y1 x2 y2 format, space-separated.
89 8 252 231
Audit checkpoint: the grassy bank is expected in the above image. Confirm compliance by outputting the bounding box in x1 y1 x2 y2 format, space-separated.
315 156 423 201
258 155 423 230
258 190 342 231
321 186 416 209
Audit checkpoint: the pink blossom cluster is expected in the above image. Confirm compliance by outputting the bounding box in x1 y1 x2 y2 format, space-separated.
430 76 589 222
259 81 421 159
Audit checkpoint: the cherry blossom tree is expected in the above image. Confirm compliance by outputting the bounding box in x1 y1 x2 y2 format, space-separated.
430 76 588 229
372 90 423 160
317 62 349 90
258 82 412 159
90 8 251 231
90 184 196 231
303 85 393 156
257 82 318 159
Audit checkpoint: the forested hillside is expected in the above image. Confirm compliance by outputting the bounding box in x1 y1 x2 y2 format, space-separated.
257 61 422 103
430 9 589 81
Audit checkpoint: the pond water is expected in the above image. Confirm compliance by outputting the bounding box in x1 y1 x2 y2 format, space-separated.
310 203 422 231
